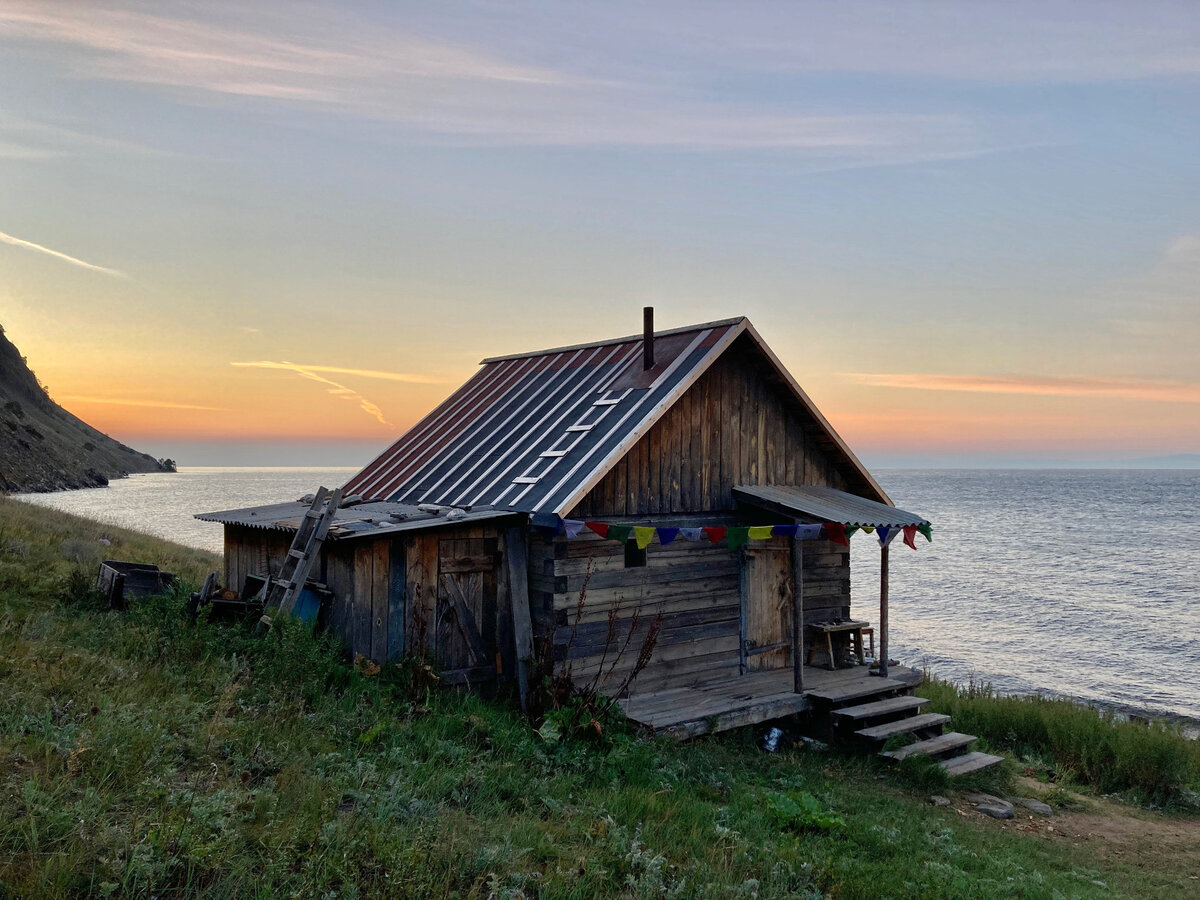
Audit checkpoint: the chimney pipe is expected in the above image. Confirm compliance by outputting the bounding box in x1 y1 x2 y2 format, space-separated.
643 306 655 370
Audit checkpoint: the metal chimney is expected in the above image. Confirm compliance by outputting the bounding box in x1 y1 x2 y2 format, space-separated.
643 306 655 370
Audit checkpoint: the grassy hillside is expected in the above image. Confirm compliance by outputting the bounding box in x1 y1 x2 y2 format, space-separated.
0 325 172 492
1 497 1197 899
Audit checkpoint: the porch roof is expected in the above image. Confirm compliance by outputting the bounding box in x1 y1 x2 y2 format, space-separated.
732 484 930 528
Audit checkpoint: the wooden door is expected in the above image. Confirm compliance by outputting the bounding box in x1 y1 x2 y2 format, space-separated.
741 544 793 671
436 538 498 678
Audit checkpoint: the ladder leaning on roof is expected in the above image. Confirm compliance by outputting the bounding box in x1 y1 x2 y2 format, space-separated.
258 485 343 631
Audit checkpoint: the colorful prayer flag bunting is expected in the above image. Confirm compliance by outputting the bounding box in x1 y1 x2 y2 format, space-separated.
585 521 609 538
657 527 680 545
796 524 824 540
747 525 775 541
917 523 933 542
563 519 586 539
633 526 656 550
846 525 861 539
771 524 798 538
680 527 705 541
703 526 727 544
876 525 890 546
902 525 918 549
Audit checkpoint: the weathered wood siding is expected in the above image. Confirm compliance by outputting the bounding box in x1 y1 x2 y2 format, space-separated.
569 339 850 518
530 522 746 695
222 525 292 596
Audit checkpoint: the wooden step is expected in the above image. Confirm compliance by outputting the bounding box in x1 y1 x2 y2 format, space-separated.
856 713 950 741
939 751 1005 777
880 731 975 761
806 677 909 704
833 695 930 721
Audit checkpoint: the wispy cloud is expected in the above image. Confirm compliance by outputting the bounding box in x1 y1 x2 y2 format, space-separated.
845 373 1200 404
58 395 226 411
0 2 994 160
231 360 395 426
232 361 441 384
0 229 126 277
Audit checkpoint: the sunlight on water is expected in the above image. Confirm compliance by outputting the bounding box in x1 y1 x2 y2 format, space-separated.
14 467 356 555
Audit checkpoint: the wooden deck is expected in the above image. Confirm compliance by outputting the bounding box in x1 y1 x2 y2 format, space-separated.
618 664 923 740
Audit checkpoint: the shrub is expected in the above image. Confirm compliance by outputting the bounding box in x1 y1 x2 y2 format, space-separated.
919 675 1200 806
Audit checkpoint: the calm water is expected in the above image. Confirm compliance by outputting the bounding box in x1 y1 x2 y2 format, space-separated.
14 467 1200 722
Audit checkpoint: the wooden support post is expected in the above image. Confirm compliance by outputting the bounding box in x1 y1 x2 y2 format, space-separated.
504 526 534 716
791 535 804 693
878 545 890 678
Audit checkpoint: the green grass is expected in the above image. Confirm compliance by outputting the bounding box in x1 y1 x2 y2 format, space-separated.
2 496 1198 899
918 674 1200 808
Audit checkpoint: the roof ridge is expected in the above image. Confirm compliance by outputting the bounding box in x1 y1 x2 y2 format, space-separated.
479 316 748 364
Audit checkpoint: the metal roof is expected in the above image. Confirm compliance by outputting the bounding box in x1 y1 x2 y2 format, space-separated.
343 319 744 515
195 501 517 541
341 316 889 516
733 484 929 528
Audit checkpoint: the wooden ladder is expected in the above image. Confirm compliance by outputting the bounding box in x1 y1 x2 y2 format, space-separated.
259 486 343 629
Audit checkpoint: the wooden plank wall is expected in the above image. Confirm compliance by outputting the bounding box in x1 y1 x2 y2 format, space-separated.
222 526 291 596
570 341 851 518
800 541 852 623
529 521 745 696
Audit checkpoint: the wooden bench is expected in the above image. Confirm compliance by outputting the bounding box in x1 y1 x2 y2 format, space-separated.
806 619 870 670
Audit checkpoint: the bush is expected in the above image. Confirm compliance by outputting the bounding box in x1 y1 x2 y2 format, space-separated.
919 675 1200 806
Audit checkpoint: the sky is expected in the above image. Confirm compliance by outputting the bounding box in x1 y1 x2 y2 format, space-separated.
1 0 1198 468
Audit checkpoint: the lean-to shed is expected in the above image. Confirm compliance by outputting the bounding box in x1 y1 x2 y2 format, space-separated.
198 313 931 737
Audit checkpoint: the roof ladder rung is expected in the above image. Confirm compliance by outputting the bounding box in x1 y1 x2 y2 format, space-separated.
565 424 592 433
539 450 568 458
512 476 540 485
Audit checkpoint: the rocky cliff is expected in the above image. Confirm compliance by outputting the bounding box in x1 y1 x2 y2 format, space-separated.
0 325 173 492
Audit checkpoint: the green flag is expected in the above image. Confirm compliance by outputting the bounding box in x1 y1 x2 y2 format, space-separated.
607 524 633 544
725 526 751 550
917 523 933 542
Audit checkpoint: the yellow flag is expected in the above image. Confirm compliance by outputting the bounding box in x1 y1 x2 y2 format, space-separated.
747 525 775 541
633 526 656 549
861 525 875 534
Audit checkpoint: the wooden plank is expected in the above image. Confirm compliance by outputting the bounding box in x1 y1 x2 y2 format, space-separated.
832 695 930 721
352 543 373 660
939 752 1005 777
371 539 389 664
806 676 908 703
856 713 950 741
880 732 976 761
651 694 810 740
504 525 534 715
387 539 406 662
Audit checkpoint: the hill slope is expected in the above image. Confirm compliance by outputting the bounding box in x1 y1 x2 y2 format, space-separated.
0 325 172 492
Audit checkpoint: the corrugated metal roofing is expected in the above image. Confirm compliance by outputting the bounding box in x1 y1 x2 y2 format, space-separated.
733 484 929 528
343 319 745 515
195 501 516 541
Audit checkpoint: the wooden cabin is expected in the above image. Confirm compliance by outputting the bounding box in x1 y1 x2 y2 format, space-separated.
198 314 934 739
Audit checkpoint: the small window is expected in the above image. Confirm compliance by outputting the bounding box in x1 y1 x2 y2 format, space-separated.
624 541 647 568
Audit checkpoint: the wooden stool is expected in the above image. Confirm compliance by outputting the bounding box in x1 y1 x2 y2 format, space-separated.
861 627 875 660
805 620 870 670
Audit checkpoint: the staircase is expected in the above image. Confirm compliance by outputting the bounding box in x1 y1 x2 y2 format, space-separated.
808 677 1004 777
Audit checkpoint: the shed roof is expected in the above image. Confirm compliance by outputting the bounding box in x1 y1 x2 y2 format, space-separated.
733 484 929 528
343 317 888 516
195 500 516 541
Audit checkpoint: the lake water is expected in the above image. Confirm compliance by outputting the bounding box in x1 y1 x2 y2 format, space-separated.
13 467 1200 724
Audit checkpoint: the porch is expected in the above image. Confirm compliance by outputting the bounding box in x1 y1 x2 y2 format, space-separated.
619 662 924 740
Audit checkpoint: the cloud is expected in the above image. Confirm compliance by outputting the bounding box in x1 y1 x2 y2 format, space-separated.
0 2 995 159
0 229 126 277
232 361 442 384
58 395 226 410
231 360 395 426
844 372 1200 404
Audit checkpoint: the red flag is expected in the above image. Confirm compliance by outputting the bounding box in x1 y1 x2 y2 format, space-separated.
903 525 918 549
702 526 727 544
585 521 609 538
823 522 849 546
